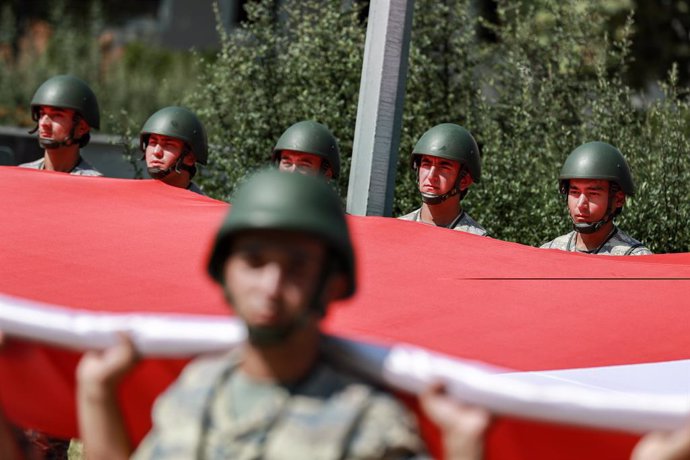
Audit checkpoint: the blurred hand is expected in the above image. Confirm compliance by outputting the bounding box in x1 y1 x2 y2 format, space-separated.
77 333 139 396
420 381 492 460
76 334 137 460
632 423 690 460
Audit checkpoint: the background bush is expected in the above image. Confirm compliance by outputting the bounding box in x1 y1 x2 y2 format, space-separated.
187 0 366 200
1 0 689 252
0 0 196 136
190 0 690 253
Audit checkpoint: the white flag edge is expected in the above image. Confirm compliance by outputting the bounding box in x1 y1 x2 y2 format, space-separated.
0 292 687 434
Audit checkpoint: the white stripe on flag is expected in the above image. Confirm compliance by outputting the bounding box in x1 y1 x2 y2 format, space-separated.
0 292 688 433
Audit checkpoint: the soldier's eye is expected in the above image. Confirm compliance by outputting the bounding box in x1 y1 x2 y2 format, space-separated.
244 252 264 267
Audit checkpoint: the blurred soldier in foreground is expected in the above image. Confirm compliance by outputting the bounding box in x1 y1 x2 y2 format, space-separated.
271 120 340 181
140 106 208 194
541 142 651 255
20 75 102 176
399 123 486 235
76 170 425 459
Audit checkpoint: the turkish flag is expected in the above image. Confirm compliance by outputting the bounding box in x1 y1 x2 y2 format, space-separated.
0 166 688 459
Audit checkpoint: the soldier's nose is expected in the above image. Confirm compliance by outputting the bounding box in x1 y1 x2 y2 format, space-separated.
259 262 284 296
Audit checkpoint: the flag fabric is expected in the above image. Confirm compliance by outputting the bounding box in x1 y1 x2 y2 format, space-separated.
1 166 688 459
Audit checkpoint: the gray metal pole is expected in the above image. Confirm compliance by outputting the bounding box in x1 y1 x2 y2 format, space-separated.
346 0 415 216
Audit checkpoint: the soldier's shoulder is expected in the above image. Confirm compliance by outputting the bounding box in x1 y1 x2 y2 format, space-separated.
346 387 426 458
135 352 236 460
606 229 653 255
454 212 487 236
177 351 237 386
72 158 102 176
317 364 426 458
398 208 420 221
19 158 43 169
540 232 573 250
154 351 238 413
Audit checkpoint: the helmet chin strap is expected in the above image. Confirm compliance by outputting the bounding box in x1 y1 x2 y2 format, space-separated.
421 188 459 205
39 135 75 150
572 218 613 234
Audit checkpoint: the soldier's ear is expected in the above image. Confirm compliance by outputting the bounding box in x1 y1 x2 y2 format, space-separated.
321 159 333 179
614 190 626 208
459 172 473 191
74 118 90 138
183 152 197 166
323 272 348 303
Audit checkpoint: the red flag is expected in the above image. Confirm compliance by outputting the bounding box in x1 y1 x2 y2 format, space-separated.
1 166 688 459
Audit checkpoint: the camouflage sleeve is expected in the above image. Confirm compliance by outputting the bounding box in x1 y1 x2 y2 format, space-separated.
345 392 429 459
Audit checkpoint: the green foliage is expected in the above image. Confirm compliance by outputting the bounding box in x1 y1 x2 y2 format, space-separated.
192 0 690 253
0 0 197 134
188 0 366 201
623 66 690 253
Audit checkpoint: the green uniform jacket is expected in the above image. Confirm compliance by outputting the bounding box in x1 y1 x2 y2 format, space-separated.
20 157 102 176
133 349 427 460
541 227 652 255
399 208 487 236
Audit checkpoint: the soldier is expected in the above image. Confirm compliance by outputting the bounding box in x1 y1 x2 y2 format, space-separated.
20 75 102 176
541 141 652 255
76 170 426 459
140 106 208 194
399 123 486 235
271 120 340 181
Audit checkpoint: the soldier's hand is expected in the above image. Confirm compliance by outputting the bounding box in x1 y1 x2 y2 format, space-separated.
631 423 690 460
76 333 139 397
420 381 491 460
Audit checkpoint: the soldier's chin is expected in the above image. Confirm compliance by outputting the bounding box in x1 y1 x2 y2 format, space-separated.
38 137 61 149
147 167 171 180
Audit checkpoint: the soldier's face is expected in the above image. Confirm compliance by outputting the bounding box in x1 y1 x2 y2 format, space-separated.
38 106 79 142
145 134 186 172
278 151 332 178
567 179 624 223
418 155 461 195
223 231 327 330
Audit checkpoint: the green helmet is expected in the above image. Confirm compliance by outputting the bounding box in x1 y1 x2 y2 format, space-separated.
140 106 208 164
31 75 100 129
411 123 481 183
272 121 340 178
559 141 635 196
207 169 355 299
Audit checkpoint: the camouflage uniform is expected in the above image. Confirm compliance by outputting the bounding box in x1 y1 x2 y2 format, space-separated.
399 208 487 236
541 226 652 255
19 157 102 176
133 350 426 460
